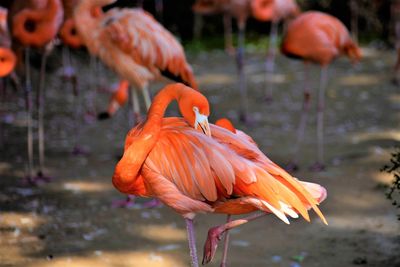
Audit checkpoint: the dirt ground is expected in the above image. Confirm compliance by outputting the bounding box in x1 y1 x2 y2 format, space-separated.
0 46 399 267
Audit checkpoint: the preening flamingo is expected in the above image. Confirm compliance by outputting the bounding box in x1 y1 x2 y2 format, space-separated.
74 0 198 123
112 83 328 267
9 0 63 182
281 11 361 171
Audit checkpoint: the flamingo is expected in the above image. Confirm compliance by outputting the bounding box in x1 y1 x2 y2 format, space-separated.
281 11 361 171
112 83 328 267
9 0 63 183
74 0 198 124
59 0 82 49
251 0 300 100
0 7 18 147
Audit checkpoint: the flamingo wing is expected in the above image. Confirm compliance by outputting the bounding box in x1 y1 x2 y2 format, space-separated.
98 8 197 89
142 118 327 224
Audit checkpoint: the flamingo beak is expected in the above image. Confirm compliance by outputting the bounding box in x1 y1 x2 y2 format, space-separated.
194 111 211 137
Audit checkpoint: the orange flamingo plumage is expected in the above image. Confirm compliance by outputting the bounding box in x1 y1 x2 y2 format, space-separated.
112 83 327 267
9 0 64 182
74 0 198 122
281 11 361 171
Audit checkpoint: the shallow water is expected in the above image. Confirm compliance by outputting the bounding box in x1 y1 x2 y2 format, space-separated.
0 46 399 267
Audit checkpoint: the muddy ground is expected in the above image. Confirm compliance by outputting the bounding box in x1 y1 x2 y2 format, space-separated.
0 46 399 267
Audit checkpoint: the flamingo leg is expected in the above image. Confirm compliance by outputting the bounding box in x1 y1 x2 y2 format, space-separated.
264 20 279 101
36 46 51 180
311 66 328 171
24 47 34 181
186 218 200 267
223 14 234 55
142 84 151 110
288 63 311 171
236 22 248 123
203 212 268 265
220 215 232 267
131 88 141 125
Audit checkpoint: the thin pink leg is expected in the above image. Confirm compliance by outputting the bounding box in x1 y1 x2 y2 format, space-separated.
185 218 199 267
236 22 249 123
287 63 311 171
24 47 34 181
220 215 232 267
36 47 50 181
264 20 279 101
223 14 234 55
203 212 267 265
310 66 328 172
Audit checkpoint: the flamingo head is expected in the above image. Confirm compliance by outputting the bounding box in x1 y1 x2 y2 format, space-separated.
178 87 211 137
344 41 362 64
0 47 16 77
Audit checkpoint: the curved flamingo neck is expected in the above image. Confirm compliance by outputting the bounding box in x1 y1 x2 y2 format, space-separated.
112 84 188 193
143 83 186 132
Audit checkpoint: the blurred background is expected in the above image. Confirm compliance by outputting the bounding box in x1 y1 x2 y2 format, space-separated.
0 0 399 267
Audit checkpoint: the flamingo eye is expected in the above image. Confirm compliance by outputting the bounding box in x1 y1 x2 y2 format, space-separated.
193 106 199 113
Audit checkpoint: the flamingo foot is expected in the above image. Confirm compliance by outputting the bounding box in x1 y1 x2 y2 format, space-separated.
202 226 225 265
111 196 162 209
140 198 163 208
309 162 326 172
286 161 299 172
112 195 136 208
97 112 111 120
35 171 53 183
21 172 53 186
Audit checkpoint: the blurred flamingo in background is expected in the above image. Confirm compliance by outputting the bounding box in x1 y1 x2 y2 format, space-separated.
112 83 327 267
0 7 17 79
281 11 361 171
193 0 298 122
74 0 198 125
251 0 300 100
60 0 83 50
0 7 18 148
193 0 253 123
9 0 63 183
